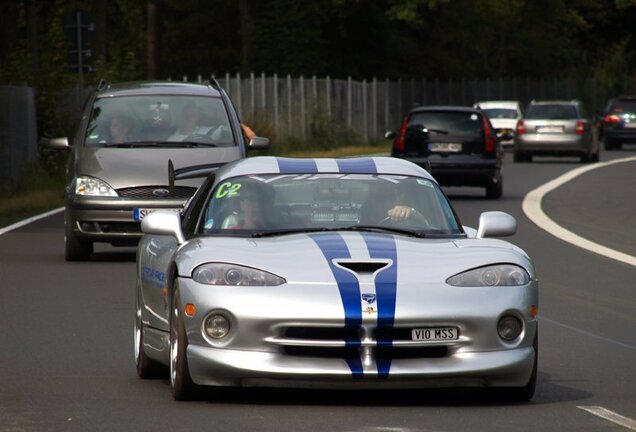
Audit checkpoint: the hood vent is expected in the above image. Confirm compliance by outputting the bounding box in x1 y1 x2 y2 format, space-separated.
337 261 388 274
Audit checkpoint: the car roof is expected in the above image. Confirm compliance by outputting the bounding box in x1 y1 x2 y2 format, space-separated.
95 81 222 98
474 101 521 109
410 105 480 114
213 156 435 183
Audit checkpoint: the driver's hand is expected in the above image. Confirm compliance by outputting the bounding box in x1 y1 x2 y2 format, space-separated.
387 205 413 222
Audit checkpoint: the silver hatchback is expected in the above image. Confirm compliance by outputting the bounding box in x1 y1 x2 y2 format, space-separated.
513 100 599 163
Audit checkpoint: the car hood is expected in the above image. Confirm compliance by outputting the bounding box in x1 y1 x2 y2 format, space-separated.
175 231 534 283
76 146 242 189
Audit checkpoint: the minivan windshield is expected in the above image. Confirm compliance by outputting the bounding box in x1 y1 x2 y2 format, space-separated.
199 173 464 237
85 95 234 147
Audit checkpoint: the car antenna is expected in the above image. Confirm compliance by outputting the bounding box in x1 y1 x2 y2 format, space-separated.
168 160 175 194
96 78 109 91
208 76 221 90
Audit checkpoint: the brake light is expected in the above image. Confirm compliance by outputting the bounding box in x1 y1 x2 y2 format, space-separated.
394 116 408 152
515 120 526 135
482 116 496 153
575 121 587 135
604 114 621 124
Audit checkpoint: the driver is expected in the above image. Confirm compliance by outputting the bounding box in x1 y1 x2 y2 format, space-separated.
168 103 212 141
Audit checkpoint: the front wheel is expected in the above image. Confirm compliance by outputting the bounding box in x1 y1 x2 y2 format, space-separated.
170 284 202 400
64 214 92 261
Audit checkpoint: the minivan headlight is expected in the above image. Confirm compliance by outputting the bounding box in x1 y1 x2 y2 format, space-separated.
192 263 286 286
74 176 118 196
446 264 530 287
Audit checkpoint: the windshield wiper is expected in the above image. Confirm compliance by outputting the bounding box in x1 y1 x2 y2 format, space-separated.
251 226 426 238
102 141 217 148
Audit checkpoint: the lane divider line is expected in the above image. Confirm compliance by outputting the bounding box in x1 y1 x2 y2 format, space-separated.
0 207 64 236
539 316 636 351
578 406 636 430
522 156 636 267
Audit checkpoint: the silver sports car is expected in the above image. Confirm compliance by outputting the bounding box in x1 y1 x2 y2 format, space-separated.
135 156 538 401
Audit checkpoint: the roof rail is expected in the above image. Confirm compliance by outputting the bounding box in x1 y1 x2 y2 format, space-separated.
96 78 109 91
208 77 221 90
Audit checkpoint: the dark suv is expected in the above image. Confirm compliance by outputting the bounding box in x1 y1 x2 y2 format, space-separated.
48 80 269 261
387 106 503 199
599 96 636 150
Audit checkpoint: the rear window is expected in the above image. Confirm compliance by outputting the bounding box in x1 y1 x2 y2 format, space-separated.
525 104 579 120
610 100 636 113
408 111 483 135
481 108 519 119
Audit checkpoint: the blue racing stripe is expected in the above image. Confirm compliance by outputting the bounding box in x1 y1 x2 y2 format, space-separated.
309 232 363 378
336 157 377 174
276 158 318 173
362 233 398 378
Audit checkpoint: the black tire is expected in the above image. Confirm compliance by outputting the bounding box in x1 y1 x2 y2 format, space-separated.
504 330 538 402
135 287 166 379
170 284 202 400
513 152 531 163
64 214 92 261
485 177 503 199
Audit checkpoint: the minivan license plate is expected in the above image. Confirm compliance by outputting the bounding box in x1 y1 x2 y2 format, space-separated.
429 143 462 152
134 208 180 221
411 327 458 341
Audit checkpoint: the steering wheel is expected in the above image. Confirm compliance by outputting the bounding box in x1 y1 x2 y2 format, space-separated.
378 209 431 228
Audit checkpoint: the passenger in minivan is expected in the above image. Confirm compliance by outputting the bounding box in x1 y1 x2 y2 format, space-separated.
108 115 134 143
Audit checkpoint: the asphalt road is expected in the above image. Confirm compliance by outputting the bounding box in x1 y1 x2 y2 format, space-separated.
1 150 635 432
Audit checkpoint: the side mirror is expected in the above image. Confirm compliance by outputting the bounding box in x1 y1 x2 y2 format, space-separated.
141 211 185 244
47 137 71 150
248 136 271 150
476 211 516 238
384 131 396 140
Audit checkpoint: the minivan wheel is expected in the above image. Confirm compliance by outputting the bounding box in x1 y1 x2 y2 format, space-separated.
486 177 503 199
64 215 92 261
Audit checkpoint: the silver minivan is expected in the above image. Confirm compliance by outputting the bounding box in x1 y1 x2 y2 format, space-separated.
49 80 269 260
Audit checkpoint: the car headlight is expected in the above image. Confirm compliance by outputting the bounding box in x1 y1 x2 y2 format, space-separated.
192 263 286 286
74 176 118 196
446 264 530 287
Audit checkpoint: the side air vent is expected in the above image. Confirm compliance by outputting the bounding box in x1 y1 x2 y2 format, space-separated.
337 261 388 274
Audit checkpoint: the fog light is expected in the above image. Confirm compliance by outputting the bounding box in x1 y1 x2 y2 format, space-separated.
497 315 523 341
204 314 230 339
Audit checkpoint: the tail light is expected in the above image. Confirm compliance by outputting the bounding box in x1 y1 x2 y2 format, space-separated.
515 120 526 135
604 115 621 124
575 121 587 135
482 116 496 153
394 116 409 152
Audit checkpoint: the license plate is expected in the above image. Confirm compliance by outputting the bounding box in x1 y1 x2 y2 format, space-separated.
624 122 636 128
429 143 462 152
537 126 563 134
133 208 181 221
411 327 459 341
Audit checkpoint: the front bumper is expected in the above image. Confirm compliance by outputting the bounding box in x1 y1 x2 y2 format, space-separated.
177 277 538 389
67 195 186 245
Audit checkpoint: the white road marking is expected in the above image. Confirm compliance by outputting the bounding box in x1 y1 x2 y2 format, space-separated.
522 156 636 267
0 207 64 236
578 406 636 430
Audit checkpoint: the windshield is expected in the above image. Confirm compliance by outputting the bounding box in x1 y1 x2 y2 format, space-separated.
481 108 519 119
525 104 579 120
85 95 234 147
408 111 483 135
198 174 463 237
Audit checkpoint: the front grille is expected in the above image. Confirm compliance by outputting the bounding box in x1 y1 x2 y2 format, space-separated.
116 186 196 199
279 326 454 361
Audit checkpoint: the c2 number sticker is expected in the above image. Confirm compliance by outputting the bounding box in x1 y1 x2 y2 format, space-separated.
215 181 242 198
